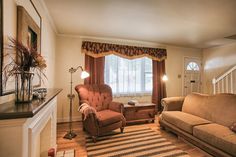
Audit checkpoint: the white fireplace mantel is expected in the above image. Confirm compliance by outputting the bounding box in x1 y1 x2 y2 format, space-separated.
0 89 62 157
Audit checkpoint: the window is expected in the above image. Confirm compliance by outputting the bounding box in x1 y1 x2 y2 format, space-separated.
105 55 152 96
186 62 200 71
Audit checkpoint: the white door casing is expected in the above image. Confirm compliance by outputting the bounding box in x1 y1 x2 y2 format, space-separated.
183 57 201 96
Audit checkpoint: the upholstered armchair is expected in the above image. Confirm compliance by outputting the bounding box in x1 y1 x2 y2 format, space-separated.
75 84 126 142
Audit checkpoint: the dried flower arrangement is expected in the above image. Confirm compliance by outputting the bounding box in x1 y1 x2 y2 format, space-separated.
2 38 47 91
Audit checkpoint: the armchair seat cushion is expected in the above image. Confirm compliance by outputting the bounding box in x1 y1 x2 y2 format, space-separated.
97 110 124 127
162 111 211 134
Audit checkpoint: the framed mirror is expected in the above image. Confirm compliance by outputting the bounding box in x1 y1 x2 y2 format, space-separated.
1 0 42 95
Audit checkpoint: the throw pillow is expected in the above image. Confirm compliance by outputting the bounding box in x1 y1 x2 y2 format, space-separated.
230 122 236 133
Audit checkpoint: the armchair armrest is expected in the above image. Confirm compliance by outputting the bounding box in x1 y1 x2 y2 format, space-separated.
79 100 89 106
109 102 124 113
161 97 185 111
83 113 99 136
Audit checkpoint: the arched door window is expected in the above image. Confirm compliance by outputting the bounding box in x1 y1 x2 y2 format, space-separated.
186 62 200 71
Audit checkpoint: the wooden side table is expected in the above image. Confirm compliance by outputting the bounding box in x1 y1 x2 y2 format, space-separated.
123 103 157 123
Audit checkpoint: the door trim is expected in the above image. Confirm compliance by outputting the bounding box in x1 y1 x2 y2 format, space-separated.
182 56 202 96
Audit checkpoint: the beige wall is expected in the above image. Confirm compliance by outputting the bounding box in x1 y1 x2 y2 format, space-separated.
202 42 236 94
165 46 202 97
0 0 57 103
55 35 202 121
55 36 85 122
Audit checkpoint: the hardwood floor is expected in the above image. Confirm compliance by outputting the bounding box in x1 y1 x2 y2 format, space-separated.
57 116 212 157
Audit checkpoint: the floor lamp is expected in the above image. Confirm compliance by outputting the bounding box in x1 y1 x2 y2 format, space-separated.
63 66 89 140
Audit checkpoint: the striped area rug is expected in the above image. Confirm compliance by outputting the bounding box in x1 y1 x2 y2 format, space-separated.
86 126 190 157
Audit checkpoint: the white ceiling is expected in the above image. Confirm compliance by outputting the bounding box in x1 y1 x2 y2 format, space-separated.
43 0 236 48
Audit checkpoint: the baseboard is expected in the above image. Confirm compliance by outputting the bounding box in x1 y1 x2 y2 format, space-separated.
57 116 82 123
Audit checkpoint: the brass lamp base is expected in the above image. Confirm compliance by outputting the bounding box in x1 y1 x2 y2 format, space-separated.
63 131 77 140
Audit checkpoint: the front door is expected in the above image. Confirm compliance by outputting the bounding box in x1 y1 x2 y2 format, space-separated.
183 57 201 96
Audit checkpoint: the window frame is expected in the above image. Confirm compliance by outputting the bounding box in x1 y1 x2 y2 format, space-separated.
104 55 153 97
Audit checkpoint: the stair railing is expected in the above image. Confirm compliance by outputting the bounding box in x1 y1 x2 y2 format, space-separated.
212 65 236 94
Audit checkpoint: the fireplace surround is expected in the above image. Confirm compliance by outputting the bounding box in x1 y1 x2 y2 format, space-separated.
0 89 61 157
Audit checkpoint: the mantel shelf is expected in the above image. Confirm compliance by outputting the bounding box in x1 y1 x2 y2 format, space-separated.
0 88 62 120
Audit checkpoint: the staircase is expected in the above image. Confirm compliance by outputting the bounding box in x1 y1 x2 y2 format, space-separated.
212 65 236 94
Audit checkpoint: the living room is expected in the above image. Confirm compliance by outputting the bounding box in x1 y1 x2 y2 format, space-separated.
0 0 236 157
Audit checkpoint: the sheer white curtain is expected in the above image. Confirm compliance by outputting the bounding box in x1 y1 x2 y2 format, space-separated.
105 55 152 97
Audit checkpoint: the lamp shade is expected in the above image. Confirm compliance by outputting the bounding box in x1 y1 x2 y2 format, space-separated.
81 71 90 79
162 74 168 81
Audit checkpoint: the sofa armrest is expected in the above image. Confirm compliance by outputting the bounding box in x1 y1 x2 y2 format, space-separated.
109 102 124 113
161 97 185 111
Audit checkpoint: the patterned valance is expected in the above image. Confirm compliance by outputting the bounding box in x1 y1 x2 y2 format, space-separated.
81 41 167 61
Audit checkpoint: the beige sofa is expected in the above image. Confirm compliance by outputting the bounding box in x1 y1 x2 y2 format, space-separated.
160 93 236 157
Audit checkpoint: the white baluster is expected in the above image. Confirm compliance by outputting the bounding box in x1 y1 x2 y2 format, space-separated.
222 79 224 93
212 78 216 94
226 75 229 93
230 72 233 93
217 82 220 94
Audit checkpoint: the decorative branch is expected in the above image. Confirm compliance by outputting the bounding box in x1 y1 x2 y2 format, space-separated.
2 37 47 88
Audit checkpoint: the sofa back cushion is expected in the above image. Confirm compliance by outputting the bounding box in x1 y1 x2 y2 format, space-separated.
182 93 236 127
75 84 113 111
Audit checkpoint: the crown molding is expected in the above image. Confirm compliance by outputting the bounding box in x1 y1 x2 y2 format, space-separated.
57 34 205 51
37 0 58 34
57 34 166 49
57 33 82 38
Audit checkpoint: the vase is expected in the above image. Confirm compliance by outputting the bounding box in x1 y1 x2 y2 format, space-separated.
15 71 34 103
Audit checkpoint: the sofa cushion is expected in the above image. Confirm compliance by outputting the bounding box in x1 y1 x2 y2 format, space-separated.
182 93 236 127
193 123 236 156
162 111 211 134
96 110 123 127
